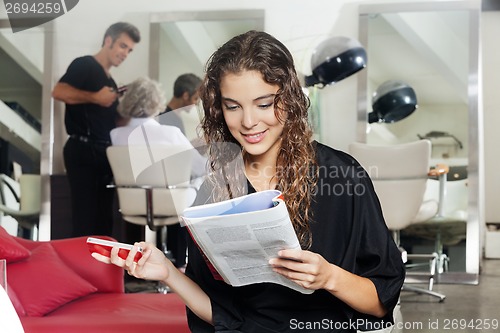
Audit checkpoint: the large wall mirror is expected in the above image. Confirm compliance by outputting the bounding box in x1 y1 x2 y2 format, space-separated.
0 19 54 240
357 1 481 278
149 10 264 141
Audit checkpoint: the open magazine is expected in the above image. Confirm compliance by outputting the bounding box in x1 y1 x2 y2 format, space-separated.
181 190 313 294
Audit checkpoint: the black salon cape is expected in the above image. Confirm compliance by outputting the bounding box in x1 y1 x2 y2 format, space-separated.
185 142 405 333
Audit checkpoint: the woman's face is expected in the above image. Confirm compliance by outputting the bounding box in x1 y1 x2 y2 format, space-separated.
220 70 285 162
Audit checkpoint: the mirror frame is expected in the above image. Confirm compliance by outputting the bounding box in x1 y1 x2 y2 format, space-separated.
357 1 482 277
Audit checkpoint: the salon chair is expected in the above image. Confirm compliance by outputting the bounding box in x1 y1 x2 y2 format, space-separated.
405 166 468 273
349 140 446 302
106 145 198 292
0 174 41 240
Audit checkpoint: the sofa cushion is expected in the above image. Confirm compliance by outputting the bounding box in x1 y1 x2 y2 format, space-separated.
0 226 30 263
50 236 125 293
20 293 190 333
8 243 98 316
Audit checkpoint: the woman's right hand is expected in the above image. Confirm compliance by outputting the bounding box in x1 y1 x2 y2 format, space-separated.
91 241 174 282
92 241 213 324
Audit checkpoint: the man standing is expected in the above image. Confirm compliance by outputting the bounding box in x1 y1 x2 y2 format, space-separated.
157 73 202 135
52 22 140 237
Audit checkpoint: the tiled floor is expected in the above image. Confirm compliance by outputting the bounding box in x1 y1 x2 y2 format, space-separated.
400 259 500 332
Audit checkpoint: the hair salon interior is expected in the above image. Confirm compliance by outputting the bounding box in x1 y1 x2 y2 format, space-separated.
1 0 499 332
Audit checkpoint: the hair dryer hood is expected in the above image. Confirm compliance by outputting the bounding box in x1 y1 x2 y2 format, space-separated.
369 80 417 124
305 36 367 87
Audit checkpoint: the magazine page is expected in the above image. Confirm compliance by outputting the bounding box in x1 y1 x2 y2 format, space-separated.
182 190 313 294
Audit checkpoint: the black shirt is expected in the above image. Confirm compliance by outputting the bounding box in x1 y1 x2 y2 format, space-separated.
59 55 118 141
185 142 405 332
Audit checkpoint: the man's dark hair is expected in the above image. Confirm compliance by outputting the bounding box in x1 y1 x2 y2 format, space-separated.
102 22 141 47
173 73 202 98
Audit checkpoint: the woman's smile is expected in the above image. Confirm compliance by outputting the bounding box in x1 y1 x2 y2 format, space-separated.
242 130 268 144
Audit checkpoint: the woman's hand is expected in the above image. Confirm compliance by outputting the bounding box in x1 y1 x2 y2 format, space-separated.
93 242 214 322
268 249 335 291
91 242 173 282
270 249 387 318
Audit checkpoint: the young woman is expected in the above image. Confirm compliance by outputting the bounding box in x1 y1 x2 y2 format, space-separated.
93 30 404 333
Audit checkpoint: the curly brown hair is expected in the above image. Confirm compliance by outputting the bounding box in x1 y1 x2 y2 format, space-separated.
199 30 318 248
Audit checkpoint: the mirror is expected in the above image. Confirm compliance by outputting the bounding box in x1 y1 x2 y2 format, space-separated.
357 1 481 278
0 22 43 174
0 20 52 240
149 10 264 141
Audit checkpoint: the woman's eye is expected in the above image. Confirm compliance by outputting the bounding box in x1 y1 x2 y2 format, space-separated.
224 104 239 111
259 103 273 109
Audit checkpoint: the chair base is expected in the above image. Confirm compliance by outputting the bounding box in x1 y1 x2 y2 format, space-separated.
436 252 449 274
157 281 171 294
403 251 446 302
402 284 446 302
156 250 174 294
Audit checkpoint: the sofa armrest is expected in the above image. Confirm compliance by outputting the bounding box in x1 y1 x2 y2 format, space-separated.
15 236 124 293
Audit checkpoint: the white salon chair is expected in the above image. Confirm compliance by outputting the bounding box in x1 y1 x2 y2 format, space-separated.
106 145 198 292
349 140 446 302
406 167 468 273
0 174 41 240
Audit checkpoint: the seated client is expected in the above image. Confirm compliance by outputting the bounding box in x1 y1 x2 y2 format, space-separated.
110 76 206 267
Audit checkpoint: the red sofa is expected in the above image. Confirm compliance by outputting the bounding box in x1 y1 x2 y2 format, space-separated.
0 226 190 333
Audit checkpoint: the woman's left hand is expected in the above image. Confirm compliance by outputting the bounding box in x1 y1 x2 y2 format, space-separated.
269 249 335 291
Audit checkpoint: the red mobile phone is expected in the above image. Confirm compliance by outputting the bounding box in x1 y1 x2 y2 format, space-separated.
86 237 143 262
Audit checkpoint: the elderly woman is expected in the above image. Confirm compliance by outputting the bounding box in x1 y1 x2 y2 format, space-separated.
110 76 206 178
